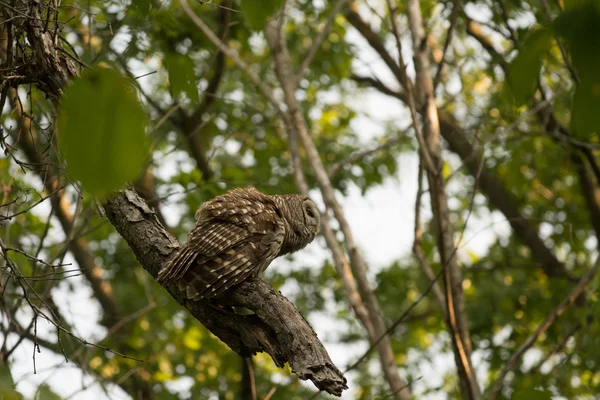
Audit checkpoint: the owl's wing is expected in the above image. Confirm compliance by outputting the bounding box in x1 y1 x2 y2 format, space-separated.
176 217 285 300
158 191 285 300
156 220 251 284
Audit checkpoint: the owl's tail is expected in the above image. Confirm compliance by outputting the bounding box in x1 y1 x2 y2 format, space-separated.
177 246 256 301
157 245 198 284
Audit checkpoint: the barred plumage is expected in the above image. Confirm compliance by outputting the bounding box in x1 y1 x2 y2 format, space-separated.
157 187 320 300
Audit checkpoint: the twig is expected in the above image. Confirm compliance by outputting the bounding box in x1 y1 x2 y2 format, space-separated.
263 387 277 400
385 0 437 176
433 0 460 90
527 320 584 376
294 0 347 85
179 0 287 122
328 136 404 177
412 158 446 313
0 185 65 221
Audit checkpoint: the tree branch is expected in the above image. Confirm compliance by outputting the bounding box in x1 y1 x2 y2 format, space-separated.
402 0 481 397
294 0 348 86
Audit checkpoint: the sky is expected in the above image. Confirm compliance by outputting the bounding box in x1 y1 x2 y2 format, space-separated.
2 1 522 399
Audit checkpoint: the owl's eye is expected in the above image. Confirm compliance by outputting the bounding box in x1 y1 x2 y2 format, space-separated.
306 208 314 218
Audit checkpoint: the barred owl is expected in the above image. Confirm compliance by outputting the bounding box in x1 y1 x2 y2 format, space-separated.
157 187 320 300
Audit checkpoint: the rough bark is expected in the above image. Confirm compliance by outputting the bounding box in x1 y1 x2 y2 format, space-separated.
103 189 347 396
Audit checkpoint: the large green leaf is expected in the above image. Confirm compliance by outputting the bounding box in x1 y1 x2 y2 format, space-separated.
58 67 149 198
240 0 285 30
508 27 553 105
165 52 199 103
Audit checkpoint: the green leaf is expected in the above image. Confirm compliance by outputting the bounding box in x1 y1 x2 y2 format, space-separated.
164 53 199 103
133 0 151 14
511 388 552 400
508 27 553 105
58 68 149 198
240 0 285 30
572 80 600 136
36 384 62 400
554 6 600 81
553 6 600 136
0 366 23 400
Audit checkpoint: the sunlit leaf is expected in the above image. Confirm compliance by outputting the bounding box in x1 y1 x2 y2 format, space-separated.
183 326 202 350
58 68 149 198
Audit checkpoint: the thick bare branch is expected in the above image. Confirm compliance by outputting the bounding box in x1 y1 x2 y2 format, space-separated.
11 2 347 393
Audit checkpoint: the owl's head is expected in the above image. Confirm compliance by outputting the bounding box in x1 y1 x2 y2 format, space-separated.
273 194 320 252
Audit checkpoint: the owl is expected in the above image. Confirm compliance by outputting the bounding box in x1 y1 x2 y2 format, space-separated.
157 187 320 300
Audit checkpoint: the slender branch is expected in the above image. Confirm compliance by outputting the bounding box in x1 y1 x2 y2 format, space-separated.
280 118 377 341
527 320 585 376
384 0 437 175
294 0 347 86
179 0 287 123
402 0 481 396
344 4 405 84
351 74 407 102
328 136 404 177
412 159 446 314
433 0 460 90
489 256 600 400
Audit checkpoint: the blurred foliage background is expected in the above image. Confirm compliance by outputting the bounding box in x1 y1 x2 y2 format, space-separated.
1 0 600 399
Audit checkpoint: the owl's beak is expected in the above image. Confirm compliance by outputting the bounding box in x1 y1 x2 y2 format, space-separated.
313 224 320 234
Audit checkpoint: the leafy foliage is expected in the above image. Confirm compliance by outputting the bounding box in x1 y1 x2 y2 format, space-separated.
2 0 600 399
